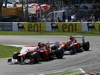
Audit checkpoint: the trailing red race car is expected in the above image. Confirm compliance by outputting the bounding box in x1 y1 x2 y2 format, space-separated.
58 36 90 55
8 42 64 64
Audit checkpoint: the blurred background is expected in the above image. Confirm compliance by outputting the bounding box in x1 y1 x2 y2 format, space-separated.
0 0 100 22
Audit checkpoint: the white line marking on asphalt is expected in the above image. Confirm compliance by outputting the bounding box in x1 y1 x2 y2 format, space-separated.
79 68 86 73
7 45 24 47
39 74 44 75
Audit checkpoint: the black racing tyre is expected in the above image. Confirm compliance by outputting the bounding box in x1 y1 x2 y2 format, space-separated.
70 46 77 55
49 54 54 60
77 48 83 53
83 41 90 51
8 58 12 63
29 52 40 64
51 45 58 50
55 49 64 59
13 51 20 59
13 51 22 63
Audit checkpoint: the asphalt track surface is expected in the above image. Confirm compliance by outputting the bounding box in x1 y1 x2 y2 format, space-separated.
0 35 100 75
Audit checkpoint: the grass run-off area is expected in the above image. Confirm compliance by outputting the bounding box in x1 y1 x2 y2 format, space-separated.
42 69 82 75
0 45 21 58
0 31 100 36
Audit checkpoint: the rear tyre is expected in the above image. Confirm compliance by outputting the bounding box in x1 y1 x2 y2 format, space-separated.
83 41 90 51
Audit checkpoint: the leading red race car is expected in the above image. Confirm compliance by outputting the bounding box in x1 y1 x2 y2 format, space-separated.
53 36 90 55
8 42 64 64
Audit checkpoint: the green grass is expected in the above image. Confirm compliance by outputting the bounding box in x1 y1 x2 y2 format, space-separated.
0 31 100 36
0 45 21 58
42 69 82 75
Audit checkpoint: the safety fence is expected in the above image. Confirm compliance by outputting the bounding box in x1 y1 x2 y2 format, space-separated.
0 22 100 32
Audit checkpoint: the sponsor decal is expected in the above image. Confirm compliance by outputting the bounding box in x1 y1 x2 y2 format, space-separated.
57 22 82 32
23 22 46 32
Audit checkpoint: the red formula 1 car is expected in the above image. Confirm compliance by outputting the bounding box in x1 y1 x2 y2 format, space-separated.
57 36 90 55
8 42 64 64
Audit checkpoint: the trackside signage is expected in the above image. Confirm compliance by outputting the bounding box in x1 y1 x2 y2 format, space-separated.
0 22 12 31
23 22 46 32
0 22 100 32
94 22 100 32
56 22 82 32
82 22 100 32
20 22 82 32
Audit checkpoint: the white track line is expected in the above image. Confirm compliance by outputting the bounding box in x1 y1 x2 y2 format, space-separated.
79 68 86 73
5 44 24 47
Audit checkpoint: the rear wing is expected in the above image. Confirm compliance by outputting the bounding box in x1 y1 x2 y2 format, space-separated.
68 36 85 43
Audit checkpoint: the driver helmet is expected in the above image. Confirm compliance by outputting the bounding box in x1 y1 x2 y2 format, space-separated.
69 36 75 41
38 42 44 48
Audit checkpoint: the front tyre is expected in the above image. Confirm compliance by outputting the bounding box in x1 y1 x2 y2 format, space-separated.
70 46 77 55
29 52 40 64
55 49 64 59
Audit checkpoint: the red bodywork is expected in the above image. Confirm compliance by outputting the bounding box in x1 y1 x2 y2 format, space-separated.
59 41 81 49
18 45 52 61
